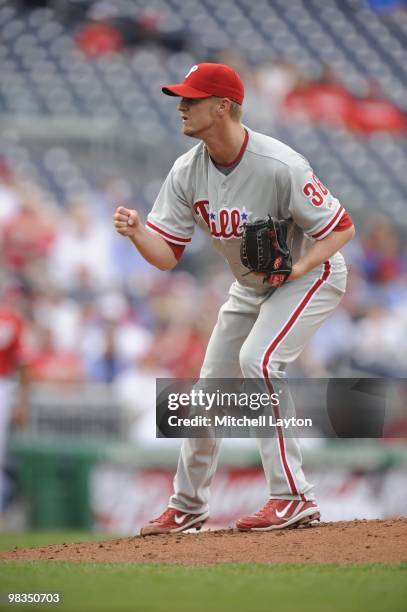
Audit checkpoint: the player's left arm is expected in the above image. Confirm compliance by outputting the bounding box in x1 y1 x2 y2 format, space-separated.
288 223 355 281
279 162 355 281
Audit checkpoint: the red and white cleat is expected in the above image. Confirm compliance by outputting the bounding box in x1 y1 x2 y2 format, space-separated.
236 499 320 531
140 507 209 536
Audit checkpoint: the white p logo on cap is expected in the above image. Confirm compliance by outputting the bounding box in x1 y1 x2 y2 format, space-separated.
185 65 198 79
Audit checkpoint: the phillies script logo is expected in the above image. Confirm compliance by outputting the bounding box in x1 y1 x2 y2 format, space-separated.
193 200 251 239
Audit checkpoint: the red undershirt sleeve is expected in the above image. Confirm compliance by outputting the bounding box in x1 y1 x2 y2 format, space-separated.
332 211 353 232
164 240 185 260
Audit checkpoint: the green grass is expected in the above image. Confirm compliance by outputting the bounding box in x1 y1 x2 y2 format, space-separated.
0 561 405 612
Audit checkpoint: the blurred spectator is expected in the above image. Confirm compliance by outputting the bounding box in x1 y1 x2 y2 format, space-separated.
256 58 302 123
1 193 56 279
114 350 170 441
284 67 406 135
350 304 407 376
80 291 153 383
135 8 188 53
146 322 207 379
361 214 405 284
0 282 31 515
348 83 407 135
284 66 352 127
76 8 188 57
29 324 84 383
48 198 115 292
84 319 126 383
0 161 20 225
31 286 82 352
295 309 355 376
75 20 123 57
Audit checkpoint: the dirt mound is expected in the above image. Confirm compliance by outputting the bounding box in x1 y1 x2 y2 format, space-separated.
1 519 406 565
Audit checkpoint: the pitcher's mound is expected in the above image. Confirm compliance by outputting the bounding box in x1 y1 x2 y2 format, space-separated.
1 518 406 565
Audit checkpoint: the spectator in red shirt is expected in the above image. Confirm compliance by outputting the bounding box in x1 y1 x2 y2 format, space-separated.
1 197 56 275
348 83 407 135
75 21 123 57
284 67 352 127
29 324 84 384
0 285 31 514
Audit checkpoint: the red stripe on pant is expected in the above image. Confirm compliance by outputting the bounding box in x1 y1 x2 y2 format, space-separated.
262 261 331 500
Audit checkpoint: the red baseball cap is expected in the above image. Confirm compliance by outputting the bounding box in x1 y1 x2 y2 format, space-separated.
162 63 244 105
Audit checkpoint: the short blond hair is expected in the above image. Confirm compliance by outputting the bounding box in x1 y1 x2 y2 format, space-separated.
211 97 243 122
230 101 243 122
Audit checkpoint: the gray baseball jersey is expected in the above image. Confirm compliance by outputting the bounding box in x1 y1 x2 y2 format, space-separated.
146 127 347 293
146 127 349 507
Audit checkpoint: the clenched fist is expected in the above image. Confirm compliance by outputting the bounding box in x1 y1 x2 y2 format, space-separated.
113 204 178 270
113 206 140 238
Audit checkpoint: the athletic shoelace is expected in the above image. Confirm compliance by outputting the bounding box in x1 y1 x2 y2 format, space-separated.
150 508 178 523
254 500 277 517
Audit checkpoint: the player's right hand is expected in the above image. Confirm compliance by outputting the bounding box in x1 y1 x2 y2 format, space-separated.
113 206 140 238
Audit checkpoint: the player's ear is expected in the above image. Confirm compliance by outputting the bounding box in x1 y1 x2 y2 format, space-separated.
216 98 231 117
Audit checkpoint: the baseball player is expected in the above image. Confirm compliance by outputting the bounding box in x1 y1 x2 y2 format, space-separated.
113 63 355 534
